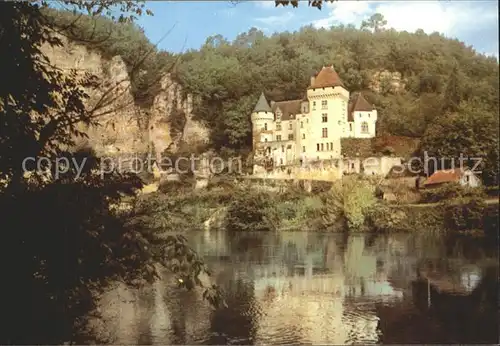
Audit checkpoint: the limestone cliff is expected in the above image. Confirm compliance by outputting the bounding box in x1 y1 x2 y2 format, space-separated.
369 70 406 94
41 35 209 159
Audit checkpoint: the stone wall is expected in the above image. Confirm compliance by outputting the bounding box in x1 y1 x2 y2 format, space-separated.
252 156 402 181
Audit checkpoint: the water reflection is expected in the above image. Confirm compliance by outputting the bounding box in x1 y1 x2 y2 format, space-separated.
91 231 498 344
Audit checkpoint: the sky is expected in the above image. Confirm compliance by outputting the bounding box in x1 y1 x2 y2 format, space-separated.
136 1 499 58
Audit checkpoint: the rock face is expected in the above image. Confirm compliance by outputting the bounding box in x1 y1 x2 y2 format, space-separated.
41 36 209 159
369 70 406 94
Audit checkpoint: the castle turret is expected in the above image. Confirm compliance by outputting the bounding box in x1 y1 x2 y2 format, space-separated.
251 92 274 143
346 92 377 138
305 66 349 159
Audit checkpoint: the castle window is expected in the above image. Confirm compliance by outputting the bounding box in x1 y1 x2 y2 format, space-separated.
264 138 268 142
338 120 341 125
349 123 353 131
317 143 320 151
330 142 333 151
301 121 303 128
321 143 324 151
322 128 328 138
302 133 305 139
321 100 328 110
322 113 328 123
264 123 268 130
288 123 292 130
302 146 306 153
361 121 369 134
280 158 283 165
288 134 294 140
282 145 285 152
276 135 282 141
368 113 371 118
312 101 316 111
276 124 282 131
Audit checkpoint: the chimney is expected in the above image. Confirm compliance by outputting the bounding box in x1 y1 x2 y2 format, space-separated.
270 100 275 107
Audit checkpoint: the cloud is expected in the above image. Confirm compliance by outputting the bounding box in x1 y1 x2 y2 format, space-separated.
310 1 498 54
255 11 295 27
255 1 276 10
313 1 497 34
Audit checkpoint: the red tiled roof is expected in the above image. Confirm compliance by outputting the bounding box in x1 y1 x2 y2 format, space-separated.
423 168 463 186
308 66 344 89
348 92 375 121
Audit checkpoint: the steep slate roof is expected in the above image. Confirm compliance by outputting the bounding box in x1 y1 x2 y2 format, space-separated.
308 65 344 89
271 99 302 121
348 92 375 121
423 168 465 186
253 92 272 113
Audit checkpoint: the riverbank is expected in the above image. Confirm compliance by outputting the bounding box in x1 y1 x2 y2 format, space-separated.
130 177 498 236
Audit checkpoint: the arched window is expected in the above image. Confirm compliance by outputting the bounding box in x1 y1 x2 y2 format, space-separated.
361 122 369 134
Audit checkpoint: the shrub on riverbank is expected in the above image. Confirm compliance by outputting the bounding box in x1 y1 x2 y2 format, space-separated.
443 196 487 231
366 204 408 232
420 183 486 203
318 176 377 231
224 189 280 232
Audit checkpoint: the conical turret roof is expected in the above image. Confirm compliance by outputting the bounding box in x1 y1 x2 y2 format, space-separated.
253 92 272 113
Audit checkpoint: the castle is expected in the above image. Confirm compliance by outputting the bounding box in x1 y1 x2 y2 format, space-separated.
251 65 378 168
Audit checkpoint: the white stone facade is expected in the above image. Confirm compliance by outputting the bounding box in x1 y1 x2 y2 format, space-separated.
251 66 378 167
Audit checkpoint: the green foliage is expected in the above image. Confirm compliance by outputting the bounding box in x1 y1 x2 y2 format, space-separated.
41 6 175 108
443 197 487 231
420 182 486 203
0 2 219 343
158 178 194 195
225 189 281 232
173 16 498 152
418 99 499 186
366 204 407 232
318 176 377 231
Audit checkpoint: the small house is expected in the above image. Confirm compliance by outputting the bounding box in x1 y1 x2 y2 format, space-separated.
423 168 481 189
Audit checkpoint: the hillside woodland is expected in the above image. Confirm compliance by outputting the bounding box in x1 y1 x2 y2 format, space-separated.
45 8 499 184
0 1 498 343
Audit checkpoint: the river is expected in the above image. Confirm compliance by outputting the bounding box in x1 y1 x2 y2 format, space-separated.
89 230 498 344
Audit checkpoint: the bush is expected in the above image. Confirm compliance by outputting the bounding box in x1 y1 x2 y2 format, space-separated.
366 204 408 231
158 178 194 195
421 183 486 203
444 197 487 231
319 176 377 231
224 190 280 232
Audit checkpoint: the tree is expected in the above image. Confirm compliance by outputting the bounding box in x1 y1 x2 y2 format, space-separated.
0 2 222 343
360 13 388 32
442 64 463 113
418 99 499 186
275 0 336 10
